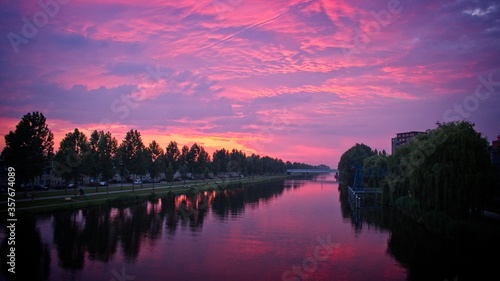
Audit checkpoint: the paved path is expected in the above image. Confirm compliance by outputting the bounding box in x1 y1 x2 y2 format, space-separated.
1 177 271 211
4 181 210 204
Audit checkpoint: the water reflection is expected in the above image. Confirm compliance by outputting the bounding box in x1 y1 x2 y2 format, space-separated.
4 177 497 280
71 182 289 259
338 184 500 280
0 216 51 280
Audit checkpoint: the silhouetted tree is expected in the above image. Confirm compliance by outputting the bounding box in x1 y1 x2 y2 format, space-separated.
54 128 89 196
147 140 165 189
2 111 54 197
117 129 148 191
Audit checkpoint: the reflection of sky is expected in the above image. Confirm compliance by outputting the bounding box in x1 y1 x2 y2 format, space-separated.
0 176 406 280
1 0 499 166
127 176 405 280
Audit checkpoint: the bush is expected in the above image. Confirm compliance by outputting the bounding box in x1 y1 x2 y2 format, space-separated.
395 196 421 219
422 210 451 234
445 220 476 242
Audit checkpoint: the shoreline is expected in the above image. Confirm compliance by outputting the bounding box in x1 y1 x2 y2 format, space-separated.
0 175 290 217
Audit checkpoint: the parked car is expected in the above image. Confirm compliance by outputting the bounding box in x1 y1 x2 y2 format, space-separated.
134 179 142 185
34 185 48 191
98 181 107 186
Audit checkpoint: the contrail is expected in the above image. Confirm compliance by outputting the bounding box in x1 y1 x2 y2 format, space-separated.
196 0 315 53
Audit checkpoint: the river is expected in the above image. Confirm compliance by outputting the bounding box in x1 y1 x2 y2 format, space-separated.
0 174 497 280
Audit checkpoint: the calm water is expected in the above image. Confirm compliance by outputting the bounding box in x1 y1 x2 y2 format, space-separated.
1 174 497 281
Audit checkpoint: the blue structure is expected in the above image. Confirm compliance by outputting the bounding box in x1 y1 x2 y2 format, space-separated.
352 163 363 190
348 162 381 209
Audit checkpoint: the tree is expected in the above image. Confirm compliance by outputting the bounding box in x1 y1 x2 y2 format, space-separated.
178 145 189 179
2 112 54 198
407 121 495 218
229 149 246 176
246 153 262 175
212 148 229 175
337 143 375 186
186 143 211 176
54 129 89 196
362 154 388 188
186 143 200 174
381 121 497 218
147 140 165 189
197 146 210 178
86 130 101 190
165 141 180 172
117 129 148 191
115 146 129 190
87 130 117 193
165 162 175 183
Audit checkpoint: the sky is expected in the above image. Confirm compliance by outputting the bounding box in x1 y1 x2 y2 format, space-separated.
0 0 499 168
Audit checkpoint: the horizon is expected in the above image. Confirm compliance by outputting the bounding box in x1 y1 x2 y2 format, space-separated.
1 0 499 168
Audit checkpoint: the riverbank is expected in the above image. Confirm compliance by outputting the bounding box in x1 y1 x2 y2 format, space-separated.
0 175 289 217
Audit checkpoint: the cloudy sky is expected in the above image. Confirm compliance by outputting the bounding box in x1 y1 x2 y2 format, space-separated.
1 0 499 167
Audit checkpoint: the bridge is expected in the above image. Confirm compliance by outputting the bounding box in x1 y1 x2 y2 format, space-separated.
286 169 338 174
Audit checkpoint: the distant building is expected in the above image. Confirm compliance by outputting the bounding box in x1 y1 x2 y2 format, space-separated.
391 131 426 154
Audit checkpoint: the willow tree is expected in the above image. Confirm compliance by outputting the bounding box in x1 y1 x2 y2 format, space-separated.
406 121 495 218
382 144 413 205
363 154 388 188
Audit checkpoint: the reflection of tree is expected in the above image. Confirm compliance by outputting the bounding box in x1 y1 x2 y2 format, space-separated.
117 199 168 261
119 204 145 261
338 183 393 234
0 217 51 281
211 180 289 220
53 211 86 270
387 212 500 280
80 208 118 262
45 179 303 276
162 194 180 236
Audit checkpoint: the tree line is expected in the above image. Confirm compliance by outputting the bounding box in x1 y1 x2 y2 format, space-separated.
337 121 498 220
1 112 326 193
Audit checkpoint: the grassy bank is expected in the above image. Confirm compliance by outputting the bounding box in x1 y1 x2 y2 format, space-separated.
0 175 289 217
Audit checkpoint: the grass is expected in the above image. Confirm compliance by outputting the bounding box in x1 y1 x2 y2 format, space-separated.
0 175 289 217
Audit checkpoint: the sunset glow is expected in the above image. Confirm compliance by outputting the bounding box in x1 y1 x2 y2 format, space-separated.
1 0 499 166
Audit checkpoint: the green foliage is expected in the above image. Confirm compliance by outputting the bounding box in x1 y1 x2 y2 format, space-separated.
186 143 210 175
86 130 117 190
362 154 388 188
337 143 376 185
395 196 421 220
2 111 54 187
54 128 89 187
147 140 165 185
165 141 180 171
212 149 285 176
384 121 496 219
421 210 451 234
165 162 175 182
116 129 148 187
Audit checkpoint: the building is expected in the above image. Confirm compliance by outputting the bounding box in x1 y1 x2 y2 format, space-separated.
391 131 426 154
